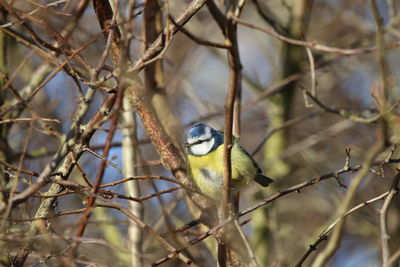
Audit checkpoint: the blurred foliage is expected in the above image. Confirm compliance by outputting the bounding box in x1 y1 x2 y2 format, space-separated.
0 0 399 266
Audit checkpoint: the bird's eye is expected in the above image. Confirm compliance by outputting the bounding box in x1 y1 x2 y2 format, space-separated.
195 140 203 145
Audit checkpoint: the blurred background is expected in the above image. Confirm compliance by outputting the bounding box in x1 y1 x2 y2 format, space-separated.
1 0 400 266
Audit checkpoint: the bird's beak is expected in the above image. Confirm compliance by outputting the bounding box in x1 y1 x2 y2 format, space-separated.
184 143 190 147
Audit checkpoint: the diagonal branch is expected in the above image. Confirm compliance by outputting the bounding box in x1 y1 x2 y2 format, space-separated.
311 137 384 267
153 153 400 265
380 170 400 265
232 16 400 55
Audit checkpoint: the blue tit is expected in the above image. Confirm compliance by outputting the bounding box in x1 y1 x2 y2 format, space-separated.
184 123 273 200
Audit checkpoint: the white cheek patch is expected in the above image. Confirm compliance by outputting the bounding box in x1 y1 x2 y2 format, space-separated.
191 138 215 156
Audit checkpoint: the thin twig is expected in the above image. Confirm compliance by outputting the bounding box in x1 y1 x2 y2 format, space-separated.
380 170 400 265
0 117 60 125
1 120 34 230
296 190 391 266
303 47 315 107
232 16 400 55
153 154 400 266
251 0 287 35
205 1 244 265
303 89 400 123
252 111 320 156
168 14 230 49
99 175 199 194
84 147 121 173
5 208 87 222
386 247 400 267
311 138 384 267
73 0 122 245
131 0 207 71
96 199 192 265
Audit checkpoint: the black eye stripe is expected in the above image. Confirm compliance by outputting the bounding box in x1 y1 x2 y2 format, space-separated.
191 138 212 146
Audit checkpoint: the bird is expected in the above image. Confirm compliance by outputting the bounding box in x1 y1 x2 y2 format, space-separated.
184 123 273 200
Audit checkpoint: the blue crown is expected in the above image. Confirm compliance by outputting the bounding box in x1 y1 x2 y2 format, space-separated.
187 123 223 150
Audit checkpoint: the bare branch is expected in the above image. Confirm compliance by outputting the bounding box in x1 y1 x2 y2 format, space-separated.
380 170 400 265
232 16 400 55
311 138 384 267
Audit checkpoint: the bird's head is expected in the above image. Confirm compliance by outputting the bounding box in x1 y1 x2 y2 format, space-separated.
184 123 223 156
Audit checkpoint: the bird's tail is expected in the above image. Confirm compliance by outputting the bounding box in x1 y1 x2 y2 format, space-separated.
254 174 273 187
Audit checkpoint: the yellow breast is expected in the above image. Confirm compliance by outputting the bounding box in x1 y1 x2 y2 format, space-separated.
187 144 258 199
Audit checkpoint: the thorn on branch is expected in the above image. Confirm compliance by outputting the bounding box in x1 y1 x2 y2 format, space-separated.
309 244 317 251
